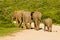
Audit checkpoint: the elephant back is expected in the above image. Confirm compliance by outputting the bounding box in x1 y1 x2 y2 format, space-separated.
44 18 52 27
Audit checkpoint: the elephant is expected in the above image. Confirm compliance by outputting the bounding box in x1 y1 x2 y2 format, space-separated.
22 11 32 29
44 18 52 32
12 10 23 28
12 10 32 29
32 11 42 30
12 10 42 30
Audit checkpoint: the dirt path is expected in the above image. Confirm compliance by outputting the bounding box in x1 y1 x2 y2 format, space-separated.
0 23 60 40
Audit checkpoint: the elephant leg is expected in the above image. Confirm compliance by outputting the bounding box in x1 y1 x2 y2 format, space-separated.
34 22 36 29
34 20 39 31
19 21 22 28
21 23 26 29
16 19 20 28
47 26 49 32
47 25 52 32
26 23 30 29
49 26 52 32
50 26 52 32
16 18 22 28
25 23 28 29
36 21 39 31
27 23 31 29
37 20 40 29
44 25 46 32
18 18 22 28
29 22 31 29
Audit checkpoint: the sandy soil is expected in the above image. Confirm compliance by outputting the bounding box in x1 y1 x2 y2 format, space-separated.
0 23 60 40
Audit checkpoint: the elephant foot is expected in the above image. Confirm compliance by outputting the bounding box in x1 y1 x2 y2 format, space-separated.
31 27 34 29
26 23 31 29
48 30 52 32
36 29 39 31
22 26 26 29
44 30 46 32
44 29 46 32
26 27 31 29
34 28 39 31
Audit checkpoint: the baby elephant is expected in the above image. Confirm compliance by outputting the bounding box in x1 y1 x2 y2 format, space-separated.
44 18 52 32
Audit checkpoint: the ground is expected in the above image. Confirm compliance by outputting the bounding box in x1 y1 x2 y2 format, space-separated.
0 23 60 40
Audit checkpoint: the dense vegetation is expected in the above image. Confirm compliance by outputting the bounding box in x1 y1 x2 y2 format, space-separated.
0 0 60 28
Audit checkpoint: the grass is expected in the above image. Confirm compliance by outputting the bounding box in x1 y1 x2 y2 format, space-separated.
0 27 23 36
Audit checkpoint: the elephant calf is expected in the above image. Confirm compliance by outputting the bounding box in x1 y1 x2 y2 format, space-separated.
32 11 42 30
44 18 52 32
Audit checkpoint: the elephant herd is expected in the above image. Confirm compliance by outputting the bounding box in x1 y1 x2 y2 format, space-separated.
12 10 52 32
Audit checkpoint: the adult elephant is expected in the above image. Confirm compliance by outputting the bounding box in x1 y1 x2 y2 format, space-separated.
32 11 42 30
22 11 32 29
12 10 23 28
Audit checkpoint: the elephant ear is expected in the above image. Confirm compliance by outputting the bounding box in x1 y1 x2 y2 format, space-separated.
31 12 34 20
31 12 34 16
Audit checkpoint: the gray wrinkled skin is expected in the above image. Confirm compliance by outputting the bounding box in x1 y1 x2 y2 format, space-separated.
44 18 52 32
32 11 42 31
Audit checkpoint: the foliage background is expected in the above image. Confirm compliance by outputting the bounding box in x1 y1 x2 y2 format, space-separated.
0 0 60 27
